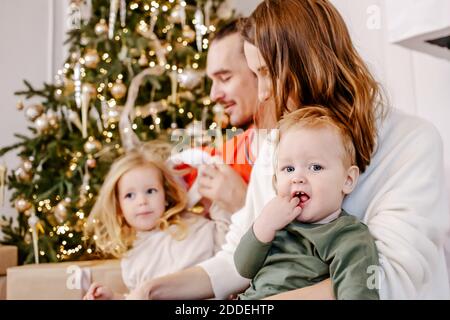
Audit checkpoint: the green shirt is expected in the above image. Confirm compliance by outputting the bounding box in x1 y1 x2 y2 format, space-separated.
234 211 380 300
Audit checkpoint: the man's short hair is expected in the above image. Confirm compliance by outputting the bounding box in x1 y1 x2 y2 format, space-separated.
211 18 247 43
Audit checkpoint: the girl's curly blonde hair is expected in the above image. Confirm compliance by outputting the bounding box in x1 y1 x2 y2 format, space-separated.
85 141 188 258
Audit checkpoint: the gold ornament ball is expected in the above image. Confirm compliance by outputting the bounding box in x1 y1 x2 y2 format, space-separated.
84 137 102 154
182 26 196 43
106 106 120 124
15 167 32 182
22 159 33 172
86 158 97 168
15 198 32 213
94 19 108 36
47 110 59 129
24 104 44 121
177 69 203 90
80 36 90 46
84 49 100 69
110 80 127 100
35 114 50 134
54 201 68 224
16 100 24 111
82 83 97 98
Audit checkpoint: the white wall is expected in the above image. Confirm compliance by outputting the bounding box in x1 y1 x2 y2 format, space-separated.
0 0 67 232
232 0 261 16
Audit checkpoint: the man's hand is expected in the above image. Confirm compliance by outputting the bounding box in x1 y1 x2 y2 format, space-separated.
253 196 302 243
198 164 247 213
83 282 114 300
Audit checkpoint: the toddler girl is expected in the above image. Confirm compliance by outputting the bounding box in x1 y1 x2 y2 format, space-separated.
83 142 229 299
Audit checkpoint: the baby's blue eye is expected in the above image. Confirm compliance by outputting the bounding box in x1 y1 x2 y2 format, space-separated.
309 164 323 172
282 166 295 173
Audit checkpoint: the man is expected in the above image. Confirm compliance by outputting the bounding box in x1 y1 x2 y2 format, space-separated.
194 19 259 214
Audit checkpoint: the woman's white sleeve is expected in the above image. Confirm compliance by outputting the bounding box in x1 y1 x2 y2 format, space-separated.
360 119 450 299
198 136 276 299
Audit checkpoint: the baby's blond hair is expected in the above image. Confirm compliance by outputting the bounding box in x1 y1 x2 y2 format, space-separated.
272 106 357 190
279 106 356 165
85 141 188 258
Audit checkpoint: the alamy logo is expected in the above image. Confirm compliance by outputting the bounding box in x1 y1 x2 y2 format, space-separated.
366 265 384 290
66 265 83 290
366 5 381 30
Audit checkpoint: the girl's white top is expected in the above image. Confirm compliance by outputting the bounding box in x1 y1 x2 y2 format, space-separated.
122 210 230 290
198 108 450 299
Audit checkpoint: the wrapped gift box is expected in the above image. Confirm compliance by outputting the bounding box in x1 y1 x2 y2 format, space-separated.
0 276 6 300
7 259 127 300
0 245 18 276
0 245 18 300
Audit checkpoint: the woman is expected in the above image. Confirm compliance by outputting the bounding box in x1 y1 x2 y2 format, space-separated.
129 0 449 299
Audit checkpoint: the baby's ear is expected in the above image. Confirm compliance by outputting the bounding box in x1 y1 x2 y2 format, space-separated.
272 174 278 194
342 165 359 195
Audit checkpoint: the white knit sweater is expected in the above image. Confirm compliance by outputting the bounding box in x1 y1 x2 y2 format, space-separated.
198 108 450 299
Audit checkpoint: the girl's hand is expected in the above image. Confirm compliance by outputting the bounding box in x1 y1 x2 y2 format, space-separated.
83 282 114 300
253 196 302 243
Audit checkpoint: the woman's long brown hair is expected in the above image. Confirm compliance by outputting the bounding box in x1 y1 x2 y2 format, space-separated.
241 0 385 172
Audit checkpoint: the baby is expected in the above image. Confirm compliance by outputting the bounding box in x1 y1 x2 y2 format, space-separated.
234 106 380 300
83 141 228 299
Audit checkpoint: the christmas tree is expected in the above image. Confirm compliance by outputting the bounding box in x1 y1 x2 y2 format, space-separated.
0 0 235 264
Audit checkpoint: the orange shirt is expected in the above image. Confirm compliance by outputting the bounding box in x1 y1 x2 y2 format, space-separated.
178 127 256 188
